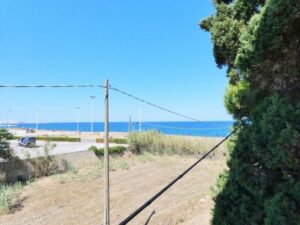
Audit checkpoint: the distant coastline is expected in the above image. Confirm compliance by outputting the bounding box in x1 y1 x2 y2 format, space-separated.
3 121 234 137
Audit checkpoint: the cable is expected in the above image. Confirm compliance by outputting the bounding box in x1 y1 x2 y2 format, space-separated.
143 122 231 131
1 83 202 124
118 129 236 225
0 84 105 88
109 85 202 123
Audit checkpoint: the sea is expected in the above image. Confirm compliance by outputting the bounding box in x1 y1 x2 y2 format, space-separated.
2 121 234 137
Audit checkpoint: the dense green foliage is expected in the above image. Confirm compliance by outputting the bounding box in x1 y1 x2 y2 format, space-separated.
0 129 14 160
201 0 300 224
90 146 127 158
212 96 300 224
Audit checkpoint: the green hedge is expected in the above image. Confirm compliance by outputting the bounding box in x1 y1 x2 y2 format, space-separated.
96 138 127 144
89 146 127 158
13 136 80 142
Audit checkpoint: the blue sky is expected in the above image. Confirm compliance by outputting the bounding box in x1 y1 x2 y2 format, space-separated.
0 0 231 123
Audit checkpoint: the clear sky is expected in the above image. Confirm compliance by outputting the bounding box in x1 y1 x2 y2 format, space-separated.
0 0 231 123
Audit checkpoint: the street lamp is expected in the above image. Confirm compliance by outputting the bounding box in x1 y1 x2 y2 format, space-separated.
8 109 12 129
76 107 80 135
35 112 39 135
90 96 96 133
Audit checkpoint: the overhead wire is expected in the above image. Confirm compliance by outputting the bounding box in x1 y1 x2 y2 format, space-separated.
143 122 231 131
0 82 237 224
1 83 203 125
109 85 203 123
0 84 105 88
118 129 236 225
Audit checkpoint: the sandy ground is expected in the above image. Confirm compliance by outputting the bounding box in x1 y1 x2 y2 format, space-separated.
0 153 226 225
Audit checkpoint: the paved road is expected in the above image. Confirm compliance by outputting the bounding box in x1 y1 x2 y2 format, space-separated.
8 140 126 160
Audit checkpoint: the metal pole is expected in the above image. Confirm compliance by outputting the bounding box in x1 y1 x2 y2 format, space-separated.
8 109 11 129
35 112 39 135
90 96 96 133
139 108 142 132
104 80 110 225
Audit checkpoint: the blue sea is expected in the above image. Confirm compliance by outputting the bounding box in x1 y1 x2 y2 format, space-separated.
5 121 234 137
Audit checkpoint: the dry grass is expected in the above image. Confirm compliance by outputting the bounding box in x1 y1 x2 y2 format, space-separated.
128 131 228 158
0 153 227 225
0 182 22 215
0 135 229 223
25 142 69 178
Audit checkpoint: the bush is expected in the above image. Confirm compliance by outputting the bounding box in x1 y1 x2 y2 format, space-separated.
26 142 68 177
95 138 104 143
13 136 80 142
0 129 14 160
36 137 80 142
96 138 127 144
0 182 22 215
90 146 127 158
112 138 127 144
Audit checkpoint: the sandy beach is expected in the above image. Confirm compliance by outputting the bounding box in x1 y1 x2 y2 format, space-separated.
8 128 128 140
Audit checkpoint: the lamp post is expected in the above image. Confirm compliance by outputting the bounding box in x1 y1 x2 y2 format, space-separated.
35 112 39 135
139 108 142 132
76 107 80 135
90 96 96 134
8 109 12 129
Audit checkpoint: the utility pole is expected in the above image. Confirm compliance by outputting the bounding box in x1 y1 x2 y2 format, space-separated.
103 80 110 225
90 96 96 134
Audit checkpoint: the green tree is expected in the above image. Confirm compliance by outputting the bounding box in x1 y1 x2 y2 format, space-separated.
201 0 300 224
0 129 14 160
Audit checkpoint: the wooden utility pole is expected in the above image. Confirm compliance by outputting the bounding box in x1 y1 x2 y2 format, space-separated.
104 80 110 225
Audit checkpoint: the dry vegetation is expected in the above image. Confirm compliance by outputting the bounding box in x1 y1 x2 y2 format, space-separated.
129 131 227 158
0 133 229 224
0 182 22 215
0 152 227 225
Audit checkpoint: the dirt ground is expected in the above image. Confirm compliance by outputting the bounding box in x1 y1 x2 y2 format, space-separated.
0 153 226 225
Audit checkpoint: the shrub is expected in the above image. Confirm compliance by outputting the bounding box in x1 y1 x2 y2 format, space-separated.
112 138 127 144
36 137 80 142
0 129 14 160
90 146 127 158
26 142 68 177
96 138 127 144
13 136 80 142
95 138 104 143
0 182 22 215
